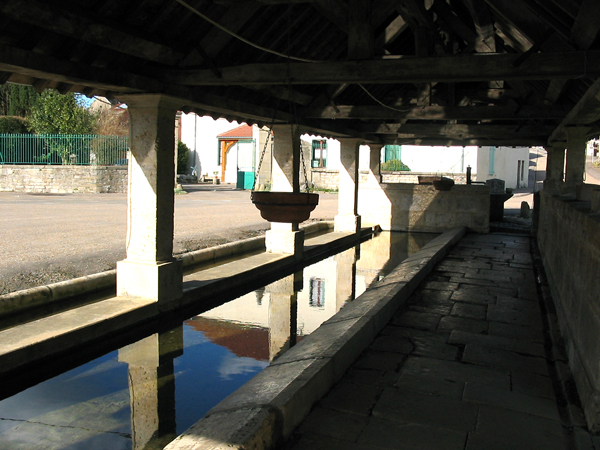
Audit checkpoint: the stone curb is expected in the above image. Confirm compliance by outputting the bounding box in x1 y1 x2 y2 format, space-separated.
0 221 333 319
164 226 466 450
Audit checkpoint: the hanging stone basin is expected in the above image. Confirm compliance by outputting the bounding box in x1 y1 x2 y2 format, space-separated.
251 191 319 223
432 177 455 191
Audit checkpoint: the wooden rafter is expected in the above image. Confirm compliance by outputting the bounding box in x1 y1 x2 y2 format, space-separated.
298 104 566 121
168 51 600 86
0 0 183 65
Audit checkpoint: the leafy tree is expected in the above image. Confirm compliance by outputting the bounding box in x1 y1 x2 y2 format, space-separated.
381 159 411 171
0 116 30 134
177 141 190 174
0 84 40 117
29 89 96 135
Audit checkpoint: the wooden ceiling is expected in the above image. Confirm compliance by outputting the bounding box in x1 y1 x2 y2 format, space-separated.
1 0 600 146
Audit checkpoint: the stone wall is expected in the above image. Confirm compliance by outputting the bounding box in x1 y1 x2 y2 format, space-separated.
537 190 600 432
311 169 468 191
0 165 127 193
358 182 490 233
380 172 467 185
310 168 339 190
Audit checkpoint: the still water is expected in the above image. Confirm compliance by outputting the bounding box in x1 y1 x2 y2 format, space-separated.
0 232 434 450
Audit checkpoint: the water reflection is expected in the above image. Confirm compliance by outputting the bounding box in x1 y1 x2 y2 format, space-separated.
0 231 433 450
118 327 183 450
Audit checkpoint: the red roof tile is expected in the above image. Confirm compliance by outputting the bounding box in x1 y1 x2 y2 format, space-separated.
218 124 253 139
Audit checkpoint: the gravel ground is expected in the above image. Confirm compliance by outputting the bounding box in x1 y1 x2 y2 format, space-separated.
0 184 339 294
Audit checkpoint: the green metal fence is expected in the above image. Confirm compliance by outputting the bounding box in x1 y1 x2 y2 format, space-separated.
0 134 129 165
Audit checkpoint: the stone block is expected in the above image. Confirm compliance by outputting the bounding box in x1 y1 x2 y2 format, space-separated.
265 229 304 257
164 407 280 450
463 382 559 420
358 417 467 450
451 303 487 320
116 259 182 306
391 310 441 331
334 213 361 233
400 356 510 389
449 330 545 358
438 316 488 334
296 406 370 442
462 344 549 376
354 349 405 372
272 316 377 381
373 387 478 431
318 382 383 416
209 357 335 437
474 405 566 450
394 372 464 399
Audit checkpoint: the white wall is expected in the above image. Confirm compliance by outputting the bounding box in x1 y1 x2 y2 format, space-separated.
300 134 373 170
180 114 241 178
476 146 530 189
399 145 478 173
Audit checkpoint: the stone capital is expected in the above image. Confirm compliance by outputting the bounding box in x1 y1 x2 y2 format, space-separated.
117 93 182 111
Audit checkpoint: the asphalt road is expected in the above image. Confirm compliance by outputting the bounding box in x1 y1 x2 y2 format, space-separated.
0 184 339 294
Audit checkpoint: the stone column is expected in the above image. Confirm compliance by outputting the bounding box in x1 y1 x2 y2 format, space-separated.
118 326 183 450
544 141 566 194
367 144 383 186
335 245 357 310
265 124 304 257
563 127 590 195
267 272 301 362
116 94 182 306
335 138 362 232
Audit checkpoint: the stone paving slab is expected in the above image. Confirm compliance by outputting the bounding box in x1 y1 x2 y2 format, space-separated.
285 232 591 450
357 417 467 450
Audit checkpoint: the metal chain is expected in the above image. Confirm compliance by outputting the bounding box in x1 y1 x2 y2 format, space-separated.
299 135 310 192
252 128 271 191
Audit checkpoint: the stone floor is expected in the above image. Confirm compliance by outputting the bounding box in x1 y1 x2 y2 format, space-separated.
284 233 599 450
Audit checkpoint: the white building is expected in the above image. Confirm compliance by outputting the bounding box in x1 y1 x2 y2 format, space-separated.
181 113 535 191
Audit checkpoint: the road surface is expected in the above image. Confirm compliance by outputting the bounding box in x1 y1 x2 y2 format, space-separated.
0 184 339 294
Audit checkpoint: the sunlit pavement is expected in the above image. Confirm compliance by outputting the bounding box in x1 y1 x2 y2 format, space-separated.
284 233 599 450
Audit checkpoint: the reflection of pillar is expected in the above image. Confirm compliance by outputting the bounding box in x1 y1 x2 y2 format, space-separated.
563 127 590 194
335 246 357 310
267 272 301 362
335 138 362 233
116 94 182 306
265 124 304 257
118 326 183 450
544 142 565 193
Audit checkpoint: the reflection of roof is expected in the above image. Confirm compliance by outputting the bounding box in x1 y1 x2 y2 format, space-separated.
185 316 306 361
186 316 269 361
217 124 253 140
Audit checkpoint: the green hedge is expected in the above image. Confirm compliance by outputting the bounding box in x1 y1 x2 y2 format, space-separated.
381 159 410 171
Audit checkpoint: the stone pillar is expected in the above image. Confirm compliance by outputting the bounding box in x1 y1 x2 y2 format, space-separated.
118 326 183 450
267 272 301 362
335 245 357 310
367 144 383 186
544 141 566 193
563 127 589 195
335 138 362 232
265 124 304 257
116 95 182 306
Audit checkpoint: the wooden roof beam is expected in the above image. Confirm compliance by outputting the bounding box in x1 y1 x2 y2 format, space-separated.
168 50 600 85
298 104 566 121
571 0 600 50
348 0 374 60
0 0 184 65
355 123 555 138
549 78 600 143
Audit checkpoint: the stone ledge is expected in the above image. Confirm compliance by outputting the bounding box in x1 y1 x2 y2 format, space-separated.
165 226 466 450
0 221 334 319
